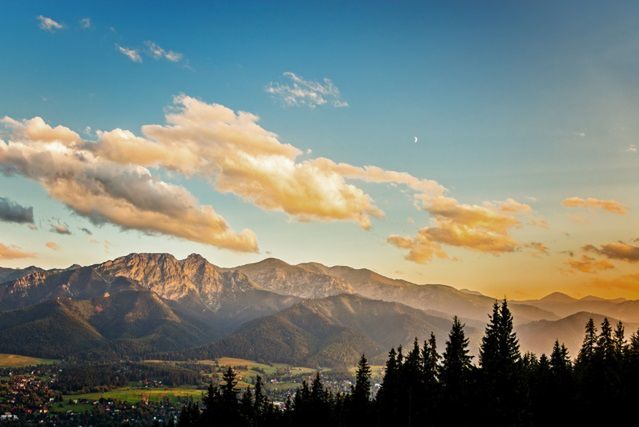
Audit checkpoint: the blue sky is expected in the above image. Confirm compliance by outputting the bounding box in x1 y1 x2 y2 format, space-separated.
1 1 638 298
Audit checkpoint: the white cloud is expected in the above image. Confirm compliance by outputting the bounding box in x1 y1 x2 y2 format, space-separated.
145 41 183 62
80 17 92 29
627 144 637 153
37 15 63 32
265 72 348 109
115 44 142 63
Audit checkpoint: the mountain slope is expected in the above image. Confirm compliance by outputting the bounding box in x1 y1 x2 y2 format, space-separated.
0 266 141 310
0 266 44 284
187 294 477 367
518 293 639 323
0 298 106 358
0 289 218 358
237 259 556 323
517 311 639 357
233 258 353 298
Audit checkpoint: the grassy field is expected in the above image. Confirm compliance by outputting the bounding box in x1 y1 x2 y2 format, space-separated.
50 386 204 413
62 387 204 405
144 357 317 384
0 353 55 367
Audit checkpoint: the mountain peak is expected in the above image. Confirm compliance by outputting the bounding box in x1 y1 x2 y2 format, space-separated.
185 253 207 262
256 257 291 268
540 292 576 303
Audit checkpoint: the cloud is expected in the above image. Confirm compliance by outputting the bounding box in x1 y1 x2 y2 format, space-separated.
265 72 348 109
46 241 60 251
562 197 627 215
115 44 142 63
1 95 538 260
1 116 81 147
145 41 183 62
0 197 34 224
388 196 535 263
526 242 549 256
95 95 442 229
50 223 71 235
0 114 258 252
80 17 92 29
627 144 637 153
80 227 92 235
0 243 33 259
583 241 639 263
567 255 615 274
37 15 63 32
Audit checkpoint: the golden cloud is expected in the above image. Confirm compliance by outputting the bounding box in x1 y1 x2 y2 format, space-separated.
562 197 627 215
94 95 443 229
0 243 33 259
388 196 536 263
583 241 639 263
567 255 615 273
45 241 60 251
525 242 549 256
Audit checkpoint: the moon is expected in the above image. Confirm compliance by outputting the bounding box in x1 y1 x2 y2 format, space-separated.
413 136 418 143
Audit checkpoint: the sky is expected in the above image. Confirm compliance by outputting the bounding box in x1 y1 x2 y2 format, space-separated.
0 0 638 299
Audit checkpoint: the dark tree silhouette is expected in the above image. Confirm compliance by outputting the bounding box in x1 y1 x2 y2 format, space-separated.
176 303 639 427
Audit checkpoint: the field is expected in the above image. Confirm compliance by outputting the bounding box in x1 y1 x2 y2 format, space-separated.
217 357 316 376
61 387 203 405
0 353 55 367
144 357 317 388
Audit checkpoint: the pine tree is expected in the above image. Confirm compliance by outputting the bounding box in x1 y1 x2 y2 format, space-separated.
549 340 571 373
441 316 472 388
478 300 526 426
440 316 473 426
240 387 255 423
613 321 626 356
346 354 372 426
577 318 597 365
398 338 424 426
377 348 399 425
352 354 371 403
497 300 520 364
596 318 614 361
200 382 220 425
479 302 501 370
421 332 439 383
222 367 240 403
254 375 267 419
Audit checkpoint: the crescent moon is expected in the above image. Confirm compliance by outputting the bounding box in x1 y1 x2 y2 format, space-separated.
413 136 418 143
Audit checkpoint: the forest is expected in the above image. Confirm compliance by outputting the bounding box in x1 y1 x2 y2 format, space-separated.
175 300 639 427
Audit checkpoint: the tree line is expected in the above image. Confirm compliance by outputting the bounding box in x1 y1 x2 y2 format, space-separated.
176 300 639 426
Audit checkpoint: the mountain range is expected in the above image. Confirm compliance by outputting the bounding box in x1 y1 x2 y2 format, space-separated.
1 253 637 366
